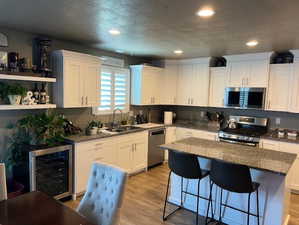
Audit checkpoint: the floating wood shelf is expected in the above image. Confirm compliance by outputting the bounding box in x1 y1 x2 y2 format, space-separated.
0 74 56 82
0 104 57 110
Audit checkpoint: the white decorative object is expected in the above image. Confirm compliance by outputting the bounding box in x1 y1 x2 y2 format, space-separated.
8 95 22 105
22 91 36 105
0 33 8 47
0 51 7 66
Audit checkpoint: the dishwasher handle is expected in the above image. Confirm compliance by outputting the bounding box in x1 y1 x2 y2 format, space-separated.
149 129 165 136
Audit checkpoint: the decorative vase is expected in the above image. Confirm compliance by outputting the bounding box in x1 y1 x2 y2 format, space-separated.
90 127 98 135
8 95 22 105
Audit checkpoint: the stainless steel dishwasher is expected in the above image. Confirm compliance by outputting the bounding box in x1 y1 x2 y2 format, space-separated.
148 128 166 168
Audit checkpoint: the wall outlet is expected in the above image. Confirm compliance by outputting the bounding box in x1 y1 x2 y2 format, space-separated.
275 117 281 125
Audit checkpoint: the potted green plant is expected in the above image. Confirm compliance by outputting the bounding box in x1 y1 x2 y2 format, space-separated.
5 112 66 195
86 120 99 135
0 82 27 105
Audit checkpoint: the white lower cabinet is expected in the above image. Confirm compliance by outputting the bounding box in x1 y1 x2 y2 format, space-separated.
74 131 148 197
260 139 299 192
117 132 148 173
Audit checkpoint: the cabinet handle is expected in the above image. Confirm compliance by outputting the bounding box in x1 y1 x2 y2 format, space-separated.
191 98 194 105
95 143 103 146
81 96 84 105
86 96 88 105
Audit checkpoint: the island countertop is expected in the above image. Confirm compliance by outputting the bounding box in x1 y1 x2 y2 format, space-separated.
160 137 297 175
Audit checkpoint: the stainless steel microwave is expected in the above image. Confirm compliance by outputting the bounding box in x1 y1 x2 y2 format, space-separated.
224 87 266 109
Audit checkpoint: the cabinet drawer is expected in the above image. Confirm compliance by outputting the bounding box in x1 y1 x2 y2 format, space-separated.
260 139 280 151
279 142 299 157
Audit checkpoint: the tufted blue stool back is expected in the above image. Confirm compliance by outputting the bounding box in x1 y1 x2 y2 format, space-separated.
77 162 127 225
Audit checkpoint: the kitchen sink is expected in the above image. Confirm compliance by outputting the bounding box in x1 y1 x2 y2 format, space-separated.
104 125 142 133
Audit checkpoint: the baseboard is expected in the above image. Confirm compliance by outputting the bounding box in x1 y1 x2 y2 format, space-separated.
283 214 290 225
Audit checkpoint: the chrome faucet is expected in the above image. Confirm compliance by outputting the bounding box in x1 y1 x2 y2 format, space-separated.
112 108 123 128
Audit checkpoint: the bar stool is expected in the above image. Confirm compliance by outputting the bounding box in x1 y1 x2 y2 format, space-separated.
163 150 213 225
206 159 260 225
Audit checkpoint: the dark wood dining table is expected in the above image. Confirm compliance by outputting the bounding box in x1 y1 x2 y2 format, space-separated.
0 191 95 225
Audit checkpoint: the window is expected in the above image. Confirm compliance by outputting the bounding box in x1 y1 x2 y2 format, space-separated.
93 65 130 115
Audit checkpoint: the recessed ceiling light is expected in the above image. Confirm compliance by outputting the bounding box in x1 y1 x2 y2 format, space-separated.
174 50 183 55
109 29 121 35
197 8 215 17
246 40 259 47
116 50 124 53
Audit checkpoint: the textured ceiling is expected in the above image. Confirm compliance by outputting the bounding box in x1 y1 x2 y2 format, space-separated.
0 0 299 58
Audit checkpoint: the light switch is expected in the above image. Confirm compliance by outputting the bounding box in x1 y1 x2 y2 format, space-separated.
275 117 281 125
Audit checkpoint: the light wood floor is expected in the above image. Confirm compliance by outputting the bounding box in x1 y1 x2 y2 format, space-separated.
65 164 299 225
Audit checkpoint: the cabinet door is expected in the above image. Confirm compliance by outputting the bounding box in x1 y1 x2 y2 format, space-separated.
161 64 178 104
64 58 84 107
133 141 147 172
209 67 227 107
267 64 292 111
289 63 299 112
84 63 100 107
75 143 95 193
192 64 210 106
142 67 162 105
260 139 280 151
165 127 176 160
248 60 269 87
117 141 133 173
228 61 248 87
279 142 299 191
177 64 192 105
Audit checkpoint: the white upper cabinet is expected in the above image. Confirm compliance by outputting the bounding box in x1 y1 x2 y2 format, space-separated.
176 58 210 106
209 67 228 107
131 65 163 105
161 61 178 105
289 50 299 113
52 50 101 108
267 64 293 111
226 52 272 87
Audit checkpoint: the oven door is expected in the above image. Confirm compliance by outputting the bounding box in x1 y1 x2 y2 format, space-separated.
224 87 242 108
242 88 266 109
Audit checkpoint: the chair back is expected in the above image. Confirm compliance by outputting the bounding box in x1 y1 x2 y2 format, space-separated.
0 163 7 201
77 162 127 225
210 159 254 193
168 150 203 179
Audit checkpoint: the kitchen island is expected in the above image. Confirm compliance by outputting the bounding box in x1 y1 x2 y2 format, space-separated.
160 137 297 225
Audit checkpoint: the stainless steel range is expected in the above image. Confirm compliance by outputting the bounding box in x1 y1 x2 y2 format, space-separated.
218 115 268 146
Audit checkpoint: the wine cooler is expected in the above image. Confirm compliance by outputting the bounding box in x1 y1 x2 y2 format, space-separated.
29 145 73 199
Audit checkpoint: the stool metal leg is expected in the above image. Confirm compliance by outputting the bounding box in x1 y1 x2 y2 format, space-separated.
181 177 184 206
256 189 260 225
196 179 200 225
205 181 214 225
219 188 223 223
247 193 251 225
163 171 172 221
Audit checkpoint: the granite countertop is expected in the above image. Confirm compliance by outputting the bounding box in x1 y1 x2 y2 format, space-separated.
160 137 297 175
262 131 299 144
65 127 147 143
65 122 219 143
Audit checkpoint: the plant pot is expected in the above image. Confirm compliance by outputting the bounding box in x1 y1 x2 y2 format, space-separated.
90 127 98 135
8 95 22 105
